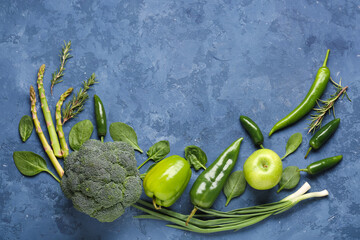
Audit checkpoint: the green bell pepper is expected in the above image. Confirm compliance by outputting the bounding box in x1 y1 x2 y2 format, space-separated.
143 155 192 209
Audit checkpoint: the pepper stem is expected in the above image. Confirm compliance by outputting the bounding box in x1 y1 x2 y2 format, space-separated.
185 207 198 226
259 144 265 149
322 49 330 67
152 197 161 210
304 147 312 159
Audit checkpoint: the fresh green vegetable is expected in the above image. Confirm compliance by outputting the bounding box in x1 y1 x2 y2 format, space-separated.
281 133 302 160
308 77 350 133
69 119 94 151
19 115 33 142
30 86 64 177
62 73 97 124
56 87 73 158
138 140 170 169
223 170 246 206
50 41 72 95
133 182 329 233
239 115 264 148
277 166 300 193
305 118 340 158
300 155 342 175
143 155 191 209
109 122 143 153
140 163 157 180
184 145 207 171
269 49 331 136
187 138 243 224
94 95 107 142
37 64 62 158
61 139 142 222
13 151 60 183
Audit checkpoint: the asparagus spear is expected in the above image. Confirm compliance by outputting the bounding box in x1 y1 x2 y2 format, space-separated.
56 87 73 158
30 86 64 178
37 64 62 158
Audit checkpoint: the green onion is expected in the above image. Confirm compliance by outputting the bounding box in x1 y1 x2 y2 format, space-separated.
132 182 328 233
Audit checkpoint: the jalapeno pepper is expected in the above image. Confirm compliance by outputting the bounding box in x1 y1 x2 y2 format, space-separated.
305 118 340 159
186 138 243 224
143 155 191 209
240 115 264 148
269 50 331 136
94 95 107 142
300 155 342 175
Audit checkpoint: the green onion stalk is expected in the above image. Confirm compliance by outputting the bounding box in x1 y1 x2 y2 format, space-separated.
132 182 328 233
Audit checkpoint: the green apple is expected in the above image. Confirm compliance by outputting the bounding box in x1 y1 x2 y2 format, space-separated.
243 149 282 190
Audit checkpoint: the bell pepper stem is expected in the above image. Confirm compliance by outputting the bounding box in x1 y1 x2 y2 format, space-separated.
259 144 264 149
186 207 198 226
304 147 312 159
152 197 161 210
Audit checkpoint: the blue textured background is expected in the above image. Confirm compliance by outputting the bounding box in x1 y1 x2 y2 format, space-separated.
1 1 359 239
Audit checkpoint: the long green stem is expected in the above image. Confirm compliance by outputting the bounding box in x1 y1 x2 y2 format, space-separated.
138 158 151 169
56 87 73 158
30 86 64 178
37 64 62 158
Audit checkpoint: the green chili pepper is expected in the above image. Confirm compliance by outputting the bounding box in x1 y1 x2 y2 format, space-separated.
300 155 342 175
240 115 264 148
143 155 191 209
269 49 331 136
186 138 243 225
305 118 340 159
94 95 107 142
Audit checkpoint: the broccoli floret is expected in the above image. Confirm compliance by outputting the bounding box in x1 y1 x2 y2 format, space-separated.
60 139 142 222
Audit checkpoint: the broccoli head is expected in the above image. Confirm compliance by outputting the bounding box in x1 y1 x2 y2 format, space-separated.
60 139 142 222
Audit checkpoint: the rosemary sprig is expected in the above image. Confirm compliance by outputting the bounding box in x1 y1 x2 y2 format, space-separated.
62 73 97 124
308 77 350 134
50 41 72 95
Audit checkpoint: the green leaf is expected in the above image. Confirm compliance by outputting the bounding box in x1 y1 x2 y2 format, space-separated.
184 145 207 171
281 133 302 160
109 122 143 153
13 151 60 182
19 115 33 142
277 166 300 193
147 140 170 162
223 170 247 206
69 119 94 151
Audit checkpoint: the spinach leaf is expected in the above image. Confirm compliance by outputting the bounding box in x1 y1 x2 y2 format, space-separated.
109 122 143 153
19 115 33 142
147 140 170 162
69 119 94 151
13 151 60 182
184 145 207 171
223 170 247 206
277 166 300 193
281 133 302 160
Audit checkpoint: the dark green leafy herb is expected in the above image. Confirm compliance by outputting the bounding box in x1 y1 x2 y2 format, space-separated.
138 140 170 169
277 166 300 193
184 145 207 171
50 41 72 95
19 115 33 142
281 133 302 160
109 122 143 153
13 151 60 182
69 119 94 151
223 170 246 206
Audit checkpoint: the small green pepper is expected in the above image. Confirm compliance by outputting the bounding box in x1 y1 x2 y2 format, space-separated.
240 115 264 148
143 155 191 209
305 118 340 158
186 138 243 224
300 155 342 175
94 95 107 142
